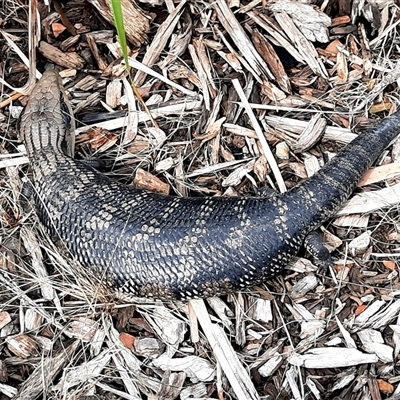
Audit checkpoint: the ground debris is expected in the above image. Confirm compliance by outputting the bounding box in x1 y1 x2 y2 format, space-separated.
1 0 400 399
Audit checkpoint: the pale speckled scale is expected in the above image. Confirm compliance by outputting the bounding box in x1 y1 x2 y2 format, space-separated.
20 71 400 300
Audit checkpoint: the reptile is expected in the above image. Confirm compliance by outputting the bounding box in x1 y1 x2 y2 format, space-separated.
20 70 400 300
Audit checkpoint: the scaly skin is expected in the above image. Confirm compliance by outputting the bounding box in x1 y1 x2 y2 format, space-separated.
20 70 400 300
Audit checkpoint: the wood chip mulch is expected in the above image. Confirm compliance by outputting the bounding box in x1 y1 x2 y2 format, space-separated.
1 0 400 399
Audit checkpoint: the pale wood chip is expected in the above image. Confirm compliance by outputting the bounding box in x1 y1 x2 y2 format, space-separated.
0 153 28 169
248 11 305 64
222 159 255 187
358 329 393 363
152 354 215 382
304 154 320 177
134 337 164 358
147 127 167 147
180 383 208 400
348 231 371 256
143 306 186 353
321 227 342 252
269 1 331 43
285 366 302 399
155 157 175 172
233 292 246 347
335 50 349 83
90 327 107 358
275 141 290 160
224 123 257 138
247 298 272 323
14 341 80 399
286 302 315 321
195 117 225 143
186 158 253 179
24 309 43 331
264 116 357 144
86 0 149 47
210 134 220 166
35 336 53 353
260 79 287 101
120 77 139 144
158 371 186 399
367 299 400 330
64 317 98 342
287 162 307 179
358 162 400 186
337 182 400 216
233 79 286 192
0 383 17 398
273 11 328 78
335 315 357 348
217 49 243 73
291 114 327 153
288 258 318 274
299 319 325 342
55 350 112 392
390 325 400 358
290 275 318 299
184 302 199 344
130 56 198 96
134 0 187 86
190 299 259 400
76 97 202 135
331 372 357 392
105 78 122 108
158 12 193 69
252 155 269 183
73 92 101 114
214 0 273 82
20 226 56 301
290 347 379 369
188 44 210 110
333 214 370 228
193 39 218 96
206 297 234 329
258 354 283 378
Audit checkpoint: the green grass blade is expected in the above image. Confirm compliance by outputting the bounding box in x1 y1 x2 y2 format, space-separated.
110 0 130 72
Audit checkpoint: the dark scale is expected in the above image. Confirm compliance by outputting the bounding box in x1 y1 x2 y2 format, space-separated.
20 71 400 300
